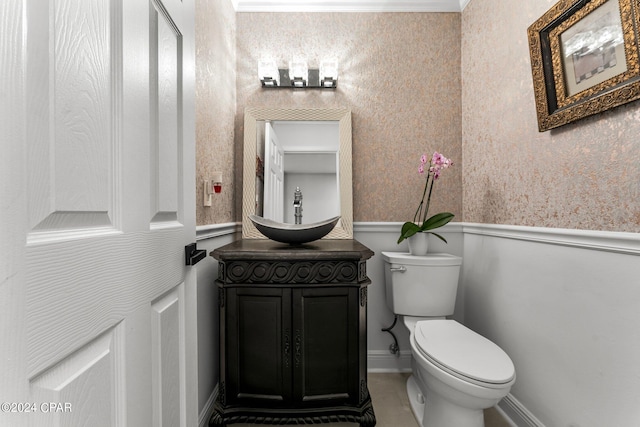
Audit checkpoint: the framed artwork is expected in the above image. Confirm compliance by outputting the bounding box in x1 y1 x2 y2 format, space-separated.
528 0 640 131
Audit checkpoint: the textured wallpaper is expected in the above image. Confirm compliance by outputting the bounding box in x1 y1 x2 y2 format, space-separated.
462 0 640 232
195 0 236 226
197 3 637 231
235 12 463 223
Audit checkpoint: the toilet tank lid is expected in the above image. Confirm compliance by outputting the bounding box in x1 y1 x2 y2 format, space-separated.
415 320 515 385
381 251 462 266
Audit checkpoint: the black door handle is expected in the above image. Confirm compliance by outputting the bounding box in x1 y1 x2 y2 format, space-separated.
185 243 207 266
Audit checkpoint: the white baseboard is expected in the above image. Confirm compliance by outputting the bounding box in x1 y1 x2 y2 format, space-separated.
198 385 218 427
497 393 546 427
367 349 413 373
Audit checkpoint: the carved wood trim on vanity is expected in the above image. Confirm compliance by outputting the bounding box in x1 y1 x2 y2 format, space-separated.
220 260 360 284
213 239 373 286
360 287 367 307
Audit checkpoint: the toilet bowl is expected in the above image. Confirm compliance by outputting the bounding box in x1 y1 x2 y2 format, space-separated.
406 317 515 427
382 252 516 427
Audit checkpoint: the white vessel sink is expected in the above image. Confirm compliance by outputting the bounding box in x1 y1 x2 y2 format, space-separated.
248 215 341 245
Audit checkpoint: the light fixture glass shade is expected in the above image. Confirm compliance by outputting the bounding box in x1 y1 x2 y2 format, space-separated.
289 59 308 87
258 60 280 86
320 60 338 87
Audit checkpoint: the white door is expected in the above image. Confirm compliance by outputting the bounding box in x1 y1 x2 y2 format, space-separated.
0 0 197 426
263 123 285 222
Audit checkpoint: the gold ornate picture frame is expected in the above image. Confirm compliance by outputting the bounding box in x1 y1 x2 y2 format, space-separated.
528 0 640 131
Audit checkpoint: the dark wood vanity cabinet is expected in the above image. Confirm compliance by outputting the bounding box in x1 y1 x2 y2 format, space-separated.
210 239 376 427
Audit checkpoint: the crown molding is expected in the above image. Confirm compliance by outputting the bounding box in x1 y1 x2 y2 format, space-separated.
234 0 471 13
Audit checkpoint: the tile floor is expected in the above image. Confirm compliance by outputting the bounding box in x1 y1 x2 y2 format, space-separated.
234 372 513 427
367 373 512 427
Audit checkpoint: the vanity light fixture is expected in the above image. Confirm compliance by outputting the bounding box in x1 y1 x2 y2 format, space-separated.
289 59 308 87
319 60 338 88
258 59 338 89
258 59 280 87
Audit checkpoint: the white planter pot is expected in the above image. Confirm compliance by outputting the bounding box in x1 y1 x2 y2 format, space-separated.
408 232 429 256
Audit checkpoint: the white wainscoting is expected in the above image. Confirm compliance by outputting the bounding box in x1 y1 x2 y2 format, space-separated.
196 223 240 426
462 223 640 427
195 221 640 427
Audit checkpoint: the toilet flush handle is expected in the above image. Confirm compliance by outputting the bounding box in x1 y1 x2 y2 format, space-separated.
389 265 406 272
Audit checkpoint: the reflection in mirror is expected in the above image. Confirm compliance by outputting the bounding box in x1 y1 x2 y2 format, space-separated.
242 108 352 240
257 121 339 224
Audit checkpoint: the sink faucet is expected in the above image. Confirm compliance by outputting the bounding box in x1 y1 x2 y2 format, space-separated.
293 187 303 224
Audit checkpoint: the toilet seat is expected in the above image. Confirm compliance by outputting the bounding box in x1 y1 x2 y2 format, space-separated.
414 319 515 388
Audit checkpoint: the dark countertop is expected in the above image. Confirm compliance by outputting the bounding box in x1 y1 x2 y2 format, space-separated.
211 239 374 262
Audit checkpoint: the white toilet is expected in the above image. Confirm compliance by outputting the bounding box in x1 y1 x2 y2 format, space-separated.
382 251 515 427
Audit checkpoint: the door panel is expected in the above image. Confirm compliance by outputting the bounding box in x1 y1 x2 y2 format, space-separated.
26 0 118 242
151 0 181 224
29 325 125 427
151 285 184 427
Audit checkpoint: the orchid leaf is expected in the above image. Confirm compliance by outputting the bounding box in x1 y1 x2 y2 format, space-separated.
421 212 454 231
397 221 421 244
398 213 455 244
431 232 448 243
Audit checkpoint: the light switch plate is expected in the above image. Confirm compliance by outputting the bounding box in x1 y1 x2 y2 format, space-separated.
203 180 212 207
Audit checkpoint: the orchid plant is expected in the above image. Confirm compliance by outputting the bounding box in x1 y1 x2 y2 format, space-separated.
397 151 454 244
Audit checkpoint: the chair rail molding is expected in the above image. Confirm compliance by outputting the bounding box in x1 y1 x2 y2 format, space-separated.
463 223 640 256
196 222 241 241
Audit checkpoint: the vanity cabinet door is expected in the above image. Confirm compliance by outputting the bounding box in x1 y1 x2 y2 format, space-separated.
293 287 360 406
225 287 293 406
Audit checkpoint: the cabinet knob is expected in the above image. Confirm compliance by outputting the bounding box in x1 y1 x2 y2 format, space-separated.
284 329 291 368
294 330 302 368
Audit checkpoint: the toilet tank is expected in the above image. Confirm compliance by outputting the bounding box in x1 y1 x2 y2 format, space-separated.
381 252 462 316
